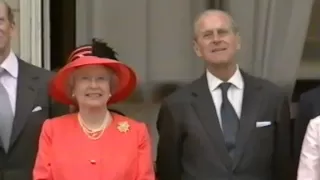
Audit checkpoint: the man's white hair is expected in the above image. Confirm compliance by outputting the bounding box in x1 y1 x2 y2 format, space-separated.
193 9 238 39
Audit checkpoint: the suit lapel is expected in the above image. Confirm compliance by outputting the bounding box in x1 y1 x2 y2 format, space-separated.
190 75 233 167
10 60 39 148
189 71 265 168
232 72 263 168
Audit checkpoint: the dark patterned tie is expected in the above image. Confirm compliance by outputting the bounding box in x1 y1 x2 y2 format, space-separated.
220 82 239 158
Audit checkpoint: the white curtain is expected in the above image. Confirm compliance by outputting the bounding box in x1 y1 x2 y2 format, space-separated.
76 0 207 84
226 0 314 94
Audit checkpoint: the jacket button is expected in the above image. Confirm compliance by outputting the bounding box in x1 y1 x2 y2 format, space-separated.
90 160 96 164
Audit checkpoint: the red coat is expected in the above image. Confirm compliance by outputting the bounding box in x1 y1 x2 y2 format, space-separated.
33 113 155 180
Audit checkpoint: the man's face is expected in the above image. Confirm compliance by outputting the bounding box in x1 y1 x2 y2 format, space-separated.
0 3 14 52
193 12 240 66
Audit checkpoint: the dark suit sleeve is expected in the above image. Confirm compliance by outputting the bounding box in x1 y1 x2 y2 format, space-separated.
49 99 69 118
273 93 293 180
156 102 182 180
46 71 69 118
294 95 313 165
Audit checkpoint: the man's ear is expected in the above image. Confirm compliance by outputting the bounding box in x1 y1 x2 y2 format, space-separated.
236 34 241 50
9 22 16 38
193 40 201 57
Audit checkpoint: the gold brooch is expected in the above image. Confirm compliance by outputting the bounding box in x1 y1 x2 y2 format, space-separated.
117 121 130 133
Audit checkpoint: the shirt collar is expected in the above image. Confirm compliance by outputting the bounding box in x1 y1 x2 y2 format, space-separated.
206 65 244 91
0 50 18 78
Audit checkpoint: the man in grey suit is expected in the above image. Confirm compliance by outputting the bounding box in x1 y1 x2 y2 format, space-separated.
156 9 292 180
0 2 67 179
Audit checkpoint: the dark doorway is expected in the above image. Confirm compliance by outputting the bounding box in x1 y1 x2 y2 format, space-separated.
49 0 76 71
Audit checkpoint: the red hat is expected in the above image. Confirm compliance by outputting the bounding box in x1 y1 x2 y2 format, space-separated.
49 56 137 105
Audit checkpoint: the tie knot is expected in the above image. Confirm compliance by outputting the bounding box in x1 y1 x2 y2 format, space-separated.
220 82 232 93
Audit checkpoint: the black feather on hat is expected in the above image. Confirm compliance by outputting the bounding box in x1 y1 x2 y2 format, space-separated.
67 38 119 63
91 38 118 60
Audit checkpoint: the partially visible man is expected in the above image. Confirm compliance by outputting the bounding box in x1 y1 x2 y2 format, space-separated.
156 9 292 180
0 2 67 180
293 86 320 172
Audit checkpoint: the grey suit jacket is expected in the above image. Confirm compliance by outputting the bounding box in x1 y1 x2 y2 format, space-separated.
156 71 292 180
0 59 68 180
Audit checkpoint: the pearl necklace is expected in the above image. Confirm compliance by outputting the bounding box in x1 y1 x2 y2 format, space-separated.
78 112 111 140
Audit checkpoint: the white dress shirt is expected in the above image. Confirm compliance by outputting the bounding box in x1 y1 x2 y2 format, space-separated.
297 115 320 180
206 66 244 128
0 51 18 114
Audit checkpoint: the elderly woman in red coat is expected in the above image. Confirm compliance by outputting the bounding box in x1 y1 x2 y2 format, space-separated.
33 40 155 180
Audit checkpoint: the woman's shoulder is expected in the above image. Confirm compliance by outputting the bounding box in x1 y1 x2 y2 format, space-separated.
40 114 77 138
44 113 77 127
